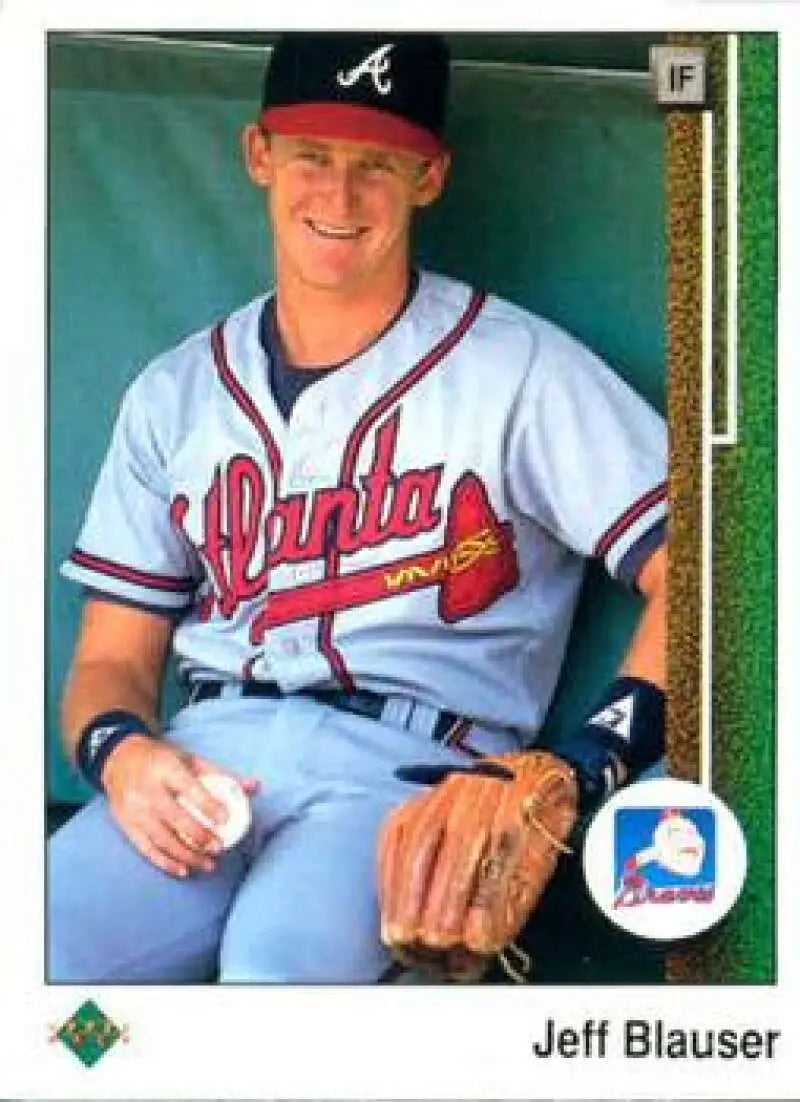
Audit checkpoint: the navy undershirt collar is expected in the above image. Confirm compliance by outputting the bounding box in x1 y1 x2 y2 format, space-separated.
260 271 420 421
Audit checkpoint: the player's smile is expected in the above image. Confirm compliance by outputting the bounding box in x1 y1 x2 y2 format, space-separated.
295 206 376 287
304 218 366 241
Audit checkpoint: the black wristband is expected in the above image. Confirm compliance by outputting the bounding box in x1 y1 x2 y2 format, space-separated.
75 710 153 792
543 676 666 813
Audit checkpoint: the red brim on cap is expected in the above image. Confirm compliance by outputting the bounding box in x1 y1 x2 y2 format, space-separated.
261 103 446 160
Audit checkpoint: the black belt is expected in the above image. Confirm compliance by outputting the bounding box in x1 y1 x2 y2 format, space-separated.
189 680 460 742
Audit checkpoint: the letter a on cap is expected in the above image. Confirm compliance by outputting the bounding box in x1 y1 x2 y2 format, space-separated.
336 44 395 96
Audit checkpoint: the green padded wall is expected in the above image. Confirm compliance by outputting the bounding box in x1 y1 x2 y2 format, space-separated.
48 35 665 802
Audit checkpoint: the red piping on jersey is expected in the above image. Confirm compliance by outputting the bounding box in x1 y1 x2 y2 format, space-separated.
318 288 488 692
69 549 197 593
211 319 285 679
593 481 668 559
210 322 283 481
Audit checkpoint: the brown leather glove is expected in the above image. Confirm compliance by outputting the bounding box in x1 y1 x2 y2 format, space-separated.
377 751 579 981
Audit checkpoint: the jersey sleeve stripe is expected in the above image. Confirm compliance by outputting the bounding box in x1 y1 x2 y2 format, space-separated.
615 517 667 588
81 587 188 619
592 481 668 559
68 549 198 593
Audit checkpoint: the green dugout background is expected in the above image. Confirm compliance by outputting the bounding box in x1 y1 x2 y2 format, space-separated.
48 33 666 808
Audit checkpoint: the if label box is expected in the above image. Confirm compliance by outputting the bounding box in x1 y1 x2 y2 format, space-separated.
650 46 708 107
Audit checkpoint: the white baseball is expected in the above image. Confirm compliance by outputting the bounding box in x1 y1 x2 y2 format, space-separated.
178 773 252 850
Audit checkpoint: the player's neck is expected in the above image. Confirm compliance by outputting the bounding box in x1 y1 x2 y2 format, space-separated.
273 266 413 369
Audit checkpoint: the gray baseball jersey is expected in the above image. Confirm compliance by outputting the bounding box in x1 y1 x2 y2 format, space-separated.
62 270 667 736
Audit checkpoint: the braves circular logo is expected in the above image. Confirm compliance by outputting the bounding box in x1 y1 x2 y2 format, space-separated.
581 777 747 940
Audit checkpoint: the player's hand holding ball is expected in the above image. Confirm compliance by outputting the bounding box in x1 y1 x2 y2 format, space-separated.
177 773 253 851
101 736 259 878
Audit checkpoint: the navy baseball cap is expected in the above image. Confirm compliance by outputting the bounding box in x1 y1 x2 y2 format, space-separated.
261 32 450 159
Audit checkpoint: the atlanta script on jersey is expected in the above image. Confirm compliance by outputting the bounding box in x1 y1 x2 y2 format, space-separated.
62 272 667 734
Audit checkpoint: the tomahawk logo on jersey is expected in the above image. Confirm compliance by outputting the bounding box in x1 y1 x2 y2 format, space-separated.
62 272 667 734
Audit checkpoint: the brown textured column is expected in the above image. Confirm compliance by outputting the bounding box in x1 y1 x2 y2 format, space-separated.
664 32 722 984
666 106 704 786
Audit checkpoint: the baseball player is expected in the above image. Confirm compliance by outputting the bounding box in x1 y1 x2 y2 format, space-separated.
48 32 667 983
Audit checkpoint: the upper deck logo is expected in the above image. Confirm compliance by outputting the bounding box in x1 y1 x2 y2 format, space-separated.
614 807 715 909
49 999 129 1067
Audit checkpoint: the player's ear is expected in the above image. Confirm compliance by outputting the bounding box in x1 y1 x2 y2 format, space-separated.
242 123 275 187
412 152 451 209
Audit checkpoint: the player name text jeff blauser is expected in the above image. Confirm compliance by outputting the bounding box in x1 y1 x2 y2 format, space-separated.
530 1018 780 1060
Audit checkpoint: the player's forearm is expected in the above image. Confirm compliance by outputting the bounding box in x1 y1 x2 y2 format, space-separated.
620 581 666 689
620 542 667 689
539 543 667 809
61 659 163 763
61 598 176 763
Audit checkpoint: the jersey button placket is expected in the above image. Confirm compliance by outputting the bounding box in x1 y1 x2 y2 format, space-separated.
268 395 335 686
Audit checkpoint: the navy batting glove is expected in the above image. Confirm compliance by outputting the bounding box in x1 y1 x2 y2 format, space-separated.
542 676 665 815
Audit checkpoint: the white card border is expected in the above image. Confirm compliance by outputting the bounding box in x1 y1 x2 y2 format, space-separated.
2 1 797 1098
